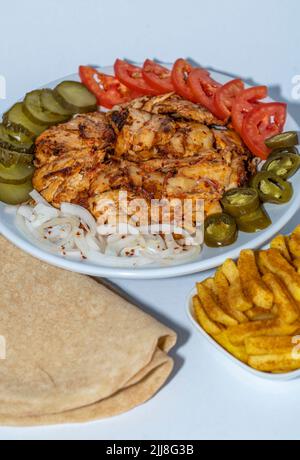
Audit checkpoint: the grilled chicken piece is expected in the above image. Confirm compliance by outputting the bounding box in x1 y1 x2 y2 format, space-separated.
33 112 115 207
33 94 252 224
89 147 248 220
114 108 214 161
115 93 223 126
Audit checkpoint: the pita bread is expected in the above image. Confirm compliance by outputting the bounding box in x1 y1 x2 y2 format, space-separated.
0 236 176 426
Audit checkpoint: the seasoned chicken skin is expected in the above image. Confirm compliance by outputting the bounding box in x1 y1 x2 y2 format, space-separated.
33 94 253 221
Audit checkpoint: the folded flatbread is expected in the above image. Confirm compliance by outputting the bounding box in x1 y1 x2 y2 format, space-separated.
0 236 177 426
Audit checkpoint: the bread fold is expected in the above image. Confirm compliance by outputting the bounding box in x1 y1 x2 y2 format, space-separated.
0 236 176 426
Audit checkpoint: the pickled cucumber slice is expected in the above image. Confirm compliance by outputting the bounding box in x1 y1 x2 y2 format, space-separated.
0 147 34 167
3 102 45 137
0 163 34 185
54 81 97 113
41 89 73 116
0 124 34 153
24 90 69 126
0 179 33 205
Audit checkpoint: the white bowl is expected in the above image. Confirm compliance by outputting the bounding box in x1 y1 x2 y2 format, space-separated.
1 67 300 279
186 282 300 381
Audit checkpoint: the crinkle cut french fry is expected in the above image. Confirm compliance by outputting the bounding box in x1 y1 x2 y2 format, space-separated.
221 259 252 312
288 226 300 259
245 336 296 355
193 227 300 374
221 259 240 284
249 353 300 372
292 225 300 237
214 269 229 294
193 296 223 336
204 275 245 323
258 249 300 302
246 307 276 322
197 283 238 327
293 259 300 274
257 256 269 276
202 278 216 292
238 250 273 310
270 235 292 261
213 331 248 364
214 270 248 324
228 280 253 312
226 319 300 346
263 273 299 324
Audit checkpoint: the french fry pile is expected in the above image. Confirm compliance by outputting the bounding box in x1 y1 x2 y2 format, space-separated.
193 226 300 374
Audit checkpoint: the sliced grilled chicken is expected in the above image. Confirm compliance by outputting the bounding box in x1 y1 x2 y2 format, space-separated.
114 93 224 126
33 94 252 222
114 108 215 161
33 112 115 207
89 147 249 219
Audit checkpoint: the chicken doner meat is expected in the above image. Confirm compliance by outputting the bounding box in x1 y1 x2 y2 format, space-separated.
33 93 254 222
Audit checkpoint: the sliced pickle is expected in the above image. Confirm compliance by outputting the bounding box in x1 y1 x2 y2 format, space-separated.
24 90 69 125
0 147 34 167
0 124 34 153
0 179 32 205
3 102 45 137
41 89 73 116
54 81 97 113
0 163 34 185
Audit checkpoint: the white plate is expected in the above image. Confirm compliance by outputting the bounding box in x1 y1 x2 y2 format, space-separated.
186 279 300 381
0 67 299 279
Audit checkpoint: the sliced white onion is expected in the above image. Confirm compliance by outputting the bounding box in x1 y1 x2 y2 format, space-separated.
61 203 97 236
97 225 118 235
65 250 83 261
29 190 52 206
85 233 105 252
34 203 59 219
14 193 203 267
18 204 35 220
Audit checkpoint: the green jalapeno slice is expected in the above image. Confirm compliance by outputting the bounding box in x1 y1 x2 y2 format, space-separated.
204 213 238 248
221 188 260 218
265 131 299 150
250 172 293 204
236 207 272 233
262 152 300 180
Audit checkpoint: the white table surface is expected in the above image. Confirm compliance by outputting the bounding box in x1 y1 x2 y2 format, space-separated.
1 0 300 440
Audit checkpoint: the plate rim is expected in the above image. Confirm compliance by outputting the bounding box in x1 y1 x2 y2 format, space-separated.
0 67 299 280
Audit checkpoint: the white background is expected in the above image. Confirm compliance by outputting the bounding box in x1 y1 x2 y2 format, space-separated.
1 0 300 440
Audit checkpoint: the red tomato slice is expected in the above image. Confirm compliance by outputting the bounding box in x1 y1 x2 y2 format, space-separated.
214 79 245 120
79 66 139 109
231 86 268 134
242 103 287 160
171 59 198 101
114 59 161 96
188 69 221 116
142 60 174 93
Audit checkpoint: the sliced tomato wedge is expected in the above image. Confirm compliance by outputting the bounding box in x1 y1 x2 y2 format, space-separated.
79 66 139 109
242 103 287 160
142 60 174 93
214 79 245 120
188 69 221 116
171 59 198 101
114 59 161 96
231 86 268 134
